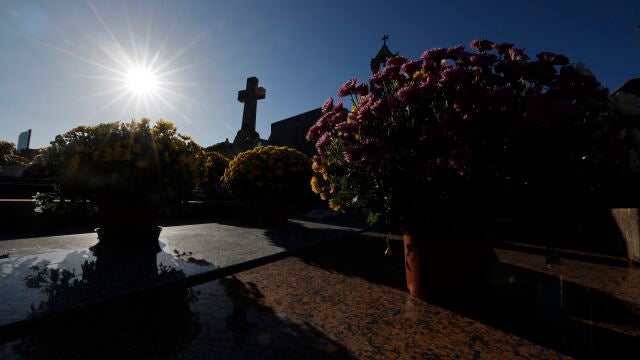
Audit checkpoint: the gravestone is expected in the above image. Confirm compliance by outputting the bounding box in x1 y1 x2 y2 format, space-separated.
233 77 266 150
268 108 322 156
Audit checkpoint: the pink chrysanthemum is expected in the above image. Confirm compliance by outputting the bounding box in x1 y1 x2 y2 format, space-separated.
470 39 494 52
315 132 333 154
386 56 408 67
468 53 498 68
322 97 334 113
440 67 473 84
343 146 362 164
421 47 448 62
508 48 529 61
401 60 422 76
338 78 357 97
397 85 421 105
445 46 466 60
354 82 369 96
491 43 514 54
536 52 569 66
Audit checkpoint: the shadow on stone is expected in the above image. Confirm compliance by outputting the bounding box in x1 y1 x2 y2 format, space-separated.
214 276 356 359
294 233 640 359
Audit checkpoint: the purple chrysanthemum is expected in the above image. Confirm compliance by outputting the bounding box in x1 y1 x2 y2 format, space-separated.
322 97 334 113
491 43 514 54
387 56 408 67
338 78 357 97
470 39 494 52
335 121 358 134
397 85 421 105
536 52 570 66
401 60 422 76
379 65 404 81
343 146 362 164
508 48 529 61
354 82 369 96
315 132 333 154
445 46 465 60
329 111 347 125
305 124 319 141
440 67 473 84
421 47 448 63
370 97 393 117
468 53 498 68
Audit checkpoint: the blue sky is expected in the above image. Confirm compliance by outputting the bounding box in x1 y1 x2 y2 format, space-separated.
1 0 638 149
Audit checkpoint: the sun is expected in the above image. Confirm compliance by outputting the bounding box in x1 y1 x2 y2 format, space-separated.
124 66 159 96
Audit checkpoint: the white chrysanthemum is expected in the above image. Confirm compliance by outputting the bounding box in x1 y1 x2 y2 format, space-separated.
611 92 640 115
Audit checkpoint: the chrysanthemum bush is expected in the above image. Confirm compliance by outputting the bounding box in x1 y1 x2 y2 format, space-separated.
222 145 312 205
39 119 206 208
201 151 231 198
307 39 639 224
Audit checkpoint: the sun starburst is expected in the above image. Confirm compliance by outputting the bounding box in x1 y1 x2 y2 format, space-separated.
36 1 212 125
124 65 159 96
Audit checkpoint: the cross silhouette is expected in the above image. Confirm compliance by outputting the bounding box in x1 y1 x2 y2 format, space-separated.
237 77 266 132
382 35 389 45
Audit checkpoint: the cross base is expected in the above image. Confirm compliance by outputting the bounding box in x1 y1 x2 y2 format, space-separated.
233 128 261 151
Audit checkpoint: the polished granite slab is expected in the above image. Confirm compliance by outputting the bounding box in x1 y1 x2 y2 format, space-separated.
0 218 365 333
2 224 638 358
0 234 574 359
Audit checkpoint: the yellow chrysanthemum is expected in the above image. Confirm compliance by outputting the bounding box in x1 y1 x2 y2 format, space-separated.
310 176 322 193
413 70 427 82
328 201 341 211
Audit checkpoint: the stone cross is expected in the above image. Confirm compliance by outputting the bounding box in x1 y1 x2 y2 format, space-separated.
237 77 266 133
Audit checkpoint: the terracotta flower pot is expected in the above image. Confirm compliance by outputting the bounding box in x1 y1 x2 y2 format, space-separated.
402 211 498 312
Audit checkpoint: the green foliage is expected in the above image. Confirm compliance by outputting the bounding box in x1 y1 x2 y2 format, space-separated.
0 141 17 168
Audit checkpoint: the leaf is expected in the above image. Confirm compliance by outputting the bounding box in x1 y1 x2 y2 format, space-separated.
367 211 380 224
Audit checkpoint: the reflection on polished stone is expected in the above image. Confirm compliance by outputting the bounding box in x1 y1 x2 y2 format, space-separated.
0 238 215 328
12 268 201 359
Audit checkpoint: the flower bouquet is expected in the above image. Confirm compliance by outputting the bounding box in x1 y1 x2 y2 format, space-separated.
307 39 626 304
308 40 615 225
222 145 312 226
40 119 206 242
